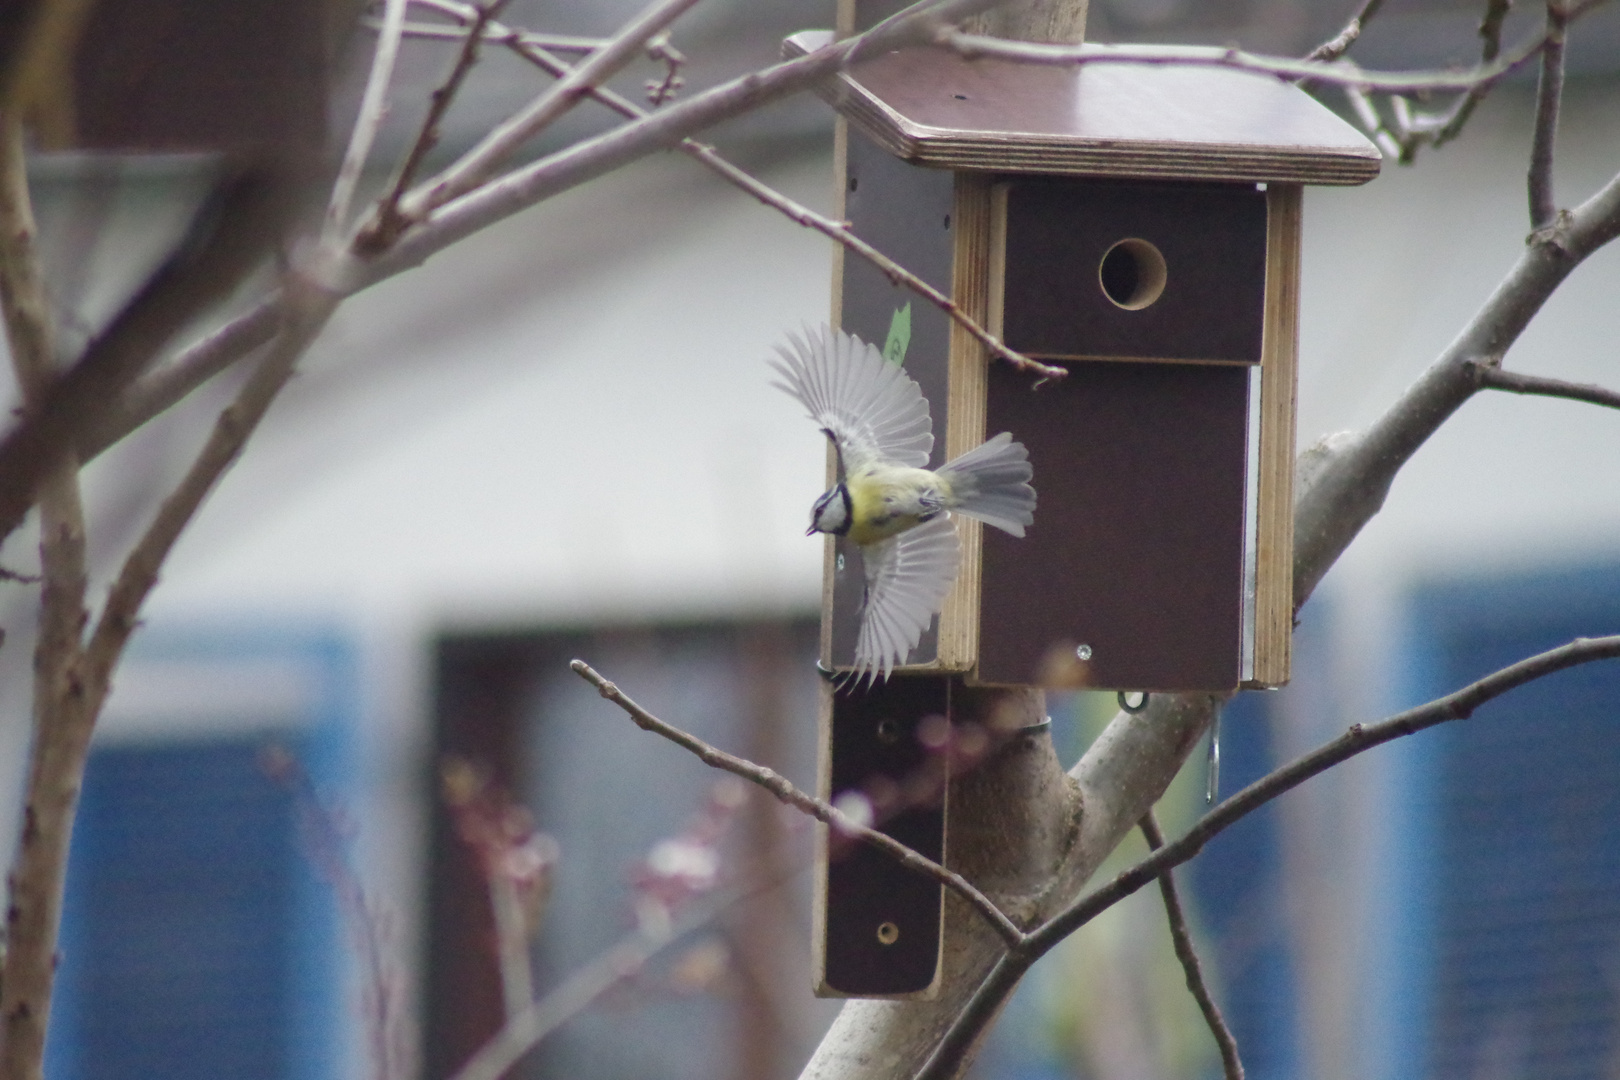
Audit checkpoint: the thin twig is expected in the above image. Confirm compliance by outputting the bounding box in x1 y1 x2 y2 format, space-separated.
917 634 1620 1080
39 0 1017 472
449 929 663 1080
1305 0 1388 63
1036 634 1620 953
421 9 1061 382
1529 0 1568 230
79 283 337 717
0 161 295 555
1427 0 1529 150
489 873 537 1022
569 658 1025 947
445 868 782 1080
372 0 1011 272
401 0 703 222
83 299 285 458
360 0 514 253
397 1 608 52
1480 0 1515 61
263 748 412 1080
691 146 1062 383
326 0 411 244
1140 812 1243 1080
643 31 687 106
941 30 1552 93
1466 360 1620 409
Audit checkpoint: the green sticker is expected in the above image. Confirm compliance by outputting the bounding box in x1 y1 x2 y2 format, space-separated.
883 302 912 365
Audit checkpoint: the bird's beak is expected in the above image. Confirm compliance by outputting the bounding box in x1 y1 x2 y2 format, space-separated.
806 524 819 537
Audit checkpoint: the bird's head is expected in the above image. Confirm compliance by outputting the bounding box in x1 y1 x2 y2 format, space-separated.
808 484 853 536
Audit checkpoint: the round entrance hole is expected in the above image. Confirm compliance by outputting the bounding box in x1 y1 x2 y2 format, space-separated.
1098 238 1167 310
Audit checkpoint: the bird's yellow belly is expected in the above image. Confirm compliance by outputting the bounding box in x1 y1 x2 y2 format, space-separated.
845 470 943 546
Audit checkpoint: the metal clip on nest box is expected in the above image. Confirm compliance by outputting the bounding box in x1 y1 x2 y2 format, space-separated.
796 20 1380 998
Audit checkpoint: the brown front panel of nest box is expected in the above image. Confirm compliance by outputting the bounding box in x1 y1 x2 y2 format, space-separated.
999 179 1267 364
62 0 328 152
977 360 1249 691
815 676 948 998
827 128 957 670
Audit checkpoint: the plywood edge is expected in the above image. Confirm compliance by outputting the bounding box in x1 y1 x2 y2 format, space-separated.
1020 352 1260 367
1251 182 1300 688
883 132 1382 186
935 173 994 674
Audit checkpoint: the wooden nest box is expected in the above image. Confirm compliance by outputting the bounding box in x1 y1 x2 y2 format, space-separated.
791 30 1380 695
794 29 1381 999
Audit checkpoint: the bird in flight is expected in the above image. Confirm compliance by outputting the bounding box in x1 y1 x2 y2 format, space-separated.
771 325 1036 684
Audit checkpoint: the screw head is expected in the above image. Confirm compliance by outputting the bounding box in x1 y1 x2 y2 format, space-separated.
1076 644 1093 661
876 921 900 945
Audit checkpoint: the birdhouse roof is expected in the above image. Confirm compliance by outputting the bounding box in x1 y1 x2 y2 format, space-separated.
786 31 1381 185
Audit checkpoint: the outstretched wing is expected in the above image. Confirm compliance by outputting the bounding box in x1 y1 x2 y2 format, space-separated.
852 515 960 684
769 324 932 473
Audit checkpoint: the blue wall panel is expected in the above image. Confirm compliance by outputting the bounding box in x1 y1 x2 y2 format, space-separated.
1408 565 1620 1080
1189 694 1302 1080
53 741 300 1080
46 625 356 1080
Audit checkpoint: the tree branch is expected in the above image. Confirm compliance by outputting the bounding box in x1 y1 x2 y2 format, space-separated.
1465 360 1620 410
325 0 411 243
1295 150 1620 607
0 157 297 561
1528 0 1568 230
369 0 1010 277
569 659 1025 947
55 0 1021 472
402 0 703 220
80 280 337 721
360 0 514 253
0 111 92 1080
413 7 1063 382
942 27 1556 93
1304 0 1388 63
918 635 1620 1079
446 872 782 1080
1140 812 1243 1080
79 297 286 459
1044 635 1620 948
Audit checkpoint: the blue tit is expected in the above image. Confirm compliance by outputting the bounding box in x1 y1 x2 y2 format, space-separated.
771 324 1037 683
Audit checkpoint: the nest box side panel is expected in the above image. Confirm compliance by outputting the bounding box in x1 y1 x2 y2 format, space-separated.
1250 183 1302 687
978 360 1250 689
826 129 957 672
813 676 948 998
1000 179 1267 365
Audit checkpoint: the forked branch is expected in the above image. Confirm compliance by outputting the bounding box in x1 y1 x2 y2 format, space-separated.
1466 360 1620 410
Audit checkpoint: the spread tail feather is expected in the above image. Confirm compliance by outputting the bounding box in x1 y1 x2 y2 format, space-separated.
938 432 1037 537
